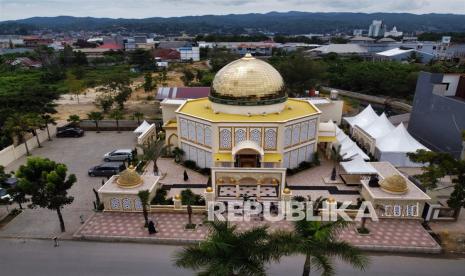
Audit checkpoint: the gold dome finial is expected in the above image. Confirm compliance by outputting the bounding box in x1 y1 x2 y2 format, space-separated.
283 188 290 194
206 187 213 193
174 194 181 200
379 174 409 194
116 166 143 188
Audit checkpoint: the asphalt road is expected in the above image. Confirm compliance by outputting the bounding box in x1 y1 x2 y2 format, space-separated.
1 239 464 276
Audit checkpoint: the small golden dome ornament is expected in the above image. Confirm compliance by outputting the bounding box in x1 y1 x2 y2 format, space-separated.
174 194 181 200
379 174 409 194
206 187 213 193
116 165 143 188
271 178 278 185
328 197 336 203
283 188 290 194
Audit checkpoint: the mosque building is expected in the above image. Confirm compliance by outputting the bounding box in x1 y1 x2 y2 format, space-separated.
164 53 330 201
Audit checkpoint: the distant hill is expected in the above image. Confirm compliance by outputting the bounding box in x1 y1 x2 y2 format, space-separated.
2 12 465 35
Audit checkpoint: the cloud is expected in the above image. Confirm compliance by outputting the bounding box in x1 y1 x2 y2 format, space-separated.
0 0 463 20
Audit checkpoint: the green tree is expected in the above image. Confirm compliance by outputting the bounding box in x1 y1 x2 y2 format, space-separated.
181 69 195 86
408 149 465 218
140 139 165 174
330 145 342 181
16 157 76 232
41 114 57 141
137 190 150 227
288 219 368 276
114 87 132 110
95 94 114 113
143 72 153 93
67 114 81 127
87 111 104 133
73 50 88 66
129 49 154 70
133 111 144 124
109 109 124 133
174 220 286 275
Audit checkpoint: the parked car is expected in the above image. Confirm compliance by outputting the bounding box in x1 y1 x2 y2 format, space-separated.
0 188 12 202
103 149 133 162
56 127 84 138
88 163 126 177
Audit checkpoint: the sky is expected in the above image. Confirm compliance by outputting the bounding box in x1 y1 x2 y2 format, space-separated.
1 0 465 21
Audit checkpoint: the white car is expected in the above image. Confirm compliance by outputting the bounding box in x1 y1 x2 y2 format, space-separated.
103 149 133 162
0 188 12 202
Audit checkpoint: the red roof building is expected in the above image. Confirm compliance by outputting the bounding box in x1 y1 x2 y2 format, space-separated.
152 48 181 61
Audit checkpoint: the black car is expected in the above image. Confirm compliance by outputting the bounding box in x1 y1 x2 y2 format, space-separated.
88 163 126 177
56 127 85 138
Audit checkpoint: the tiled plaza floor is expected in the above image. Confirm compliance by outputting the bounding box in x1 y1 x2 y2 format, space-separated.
75 212 440 253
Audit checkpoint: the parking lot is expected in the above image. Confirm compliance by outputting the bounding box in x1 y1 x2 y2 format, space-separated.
0 131 136 239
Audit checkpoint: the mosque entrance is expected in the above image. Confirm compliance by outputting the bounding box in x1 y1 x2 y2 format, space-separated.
235 154 260 168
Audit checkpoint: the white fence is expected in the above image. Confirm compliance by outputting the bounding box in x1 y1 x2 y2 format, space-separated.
0 124 58 167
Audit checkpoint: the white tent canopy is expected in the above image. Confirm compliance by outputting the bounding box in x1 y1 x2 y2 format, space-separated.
375 123 429 167
334 125 370 161
376 123 428 152
341 156 377 174
363 113 396 139
134 120 151 134
343 105 379 129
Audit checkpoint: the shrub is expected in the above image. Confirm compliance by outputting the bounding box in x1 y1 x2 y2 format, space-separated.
357 227 370 234
151 188 173 205
183 160 197 169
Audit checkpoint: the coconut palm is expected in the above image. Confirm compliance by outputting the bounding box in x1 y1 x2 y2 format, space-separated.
67 114 81 127
4 113 35 155
137 190 150 227
87 111 104 133
26 114 44 148
174 220 286 276
140 139 165 175
330 145 342 181
109 109 124 133
288 219 368 276
41 114 57 141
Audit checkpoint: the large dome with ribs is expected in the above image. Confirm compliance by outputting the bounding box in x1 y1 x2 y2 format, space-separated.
210 53 286 106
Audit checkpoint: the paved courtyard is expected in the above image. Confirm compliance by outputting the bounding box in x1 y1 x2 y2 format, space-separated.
75 212 441 253
0 131 137 239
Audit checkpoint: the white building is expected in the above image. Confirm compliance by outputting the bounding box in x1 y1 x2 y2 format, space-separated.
384 26 403 38
368 20 386 37
178 46 200 61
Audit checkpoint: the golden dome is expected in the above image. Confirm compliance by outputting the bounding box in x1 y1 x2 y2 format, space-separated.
206 187 213 193
174 194 181 200
283 188 291 194
379 174 409 194
210 53 286 106
116 165 143 188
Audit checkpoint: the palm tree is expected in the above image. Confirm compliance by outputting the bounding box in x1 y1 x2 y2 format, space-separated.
140 139 165 175
41 114 57 141
87 111 104 133
67 114 81 127
174 220 286 276
26 114 44 148
137 190 150 227
5 113 34 155
133 111 144 124
109 109 124 133
289 219 368 276
172 147 185 163
330 145 342 181
181 189 196 227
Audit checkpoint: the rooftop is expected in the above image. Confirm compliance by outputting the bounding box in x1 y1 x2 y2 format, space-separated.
361 162 430 201
176 98 320 123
